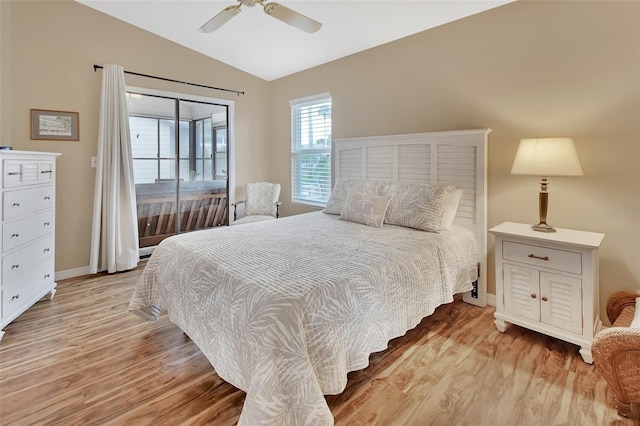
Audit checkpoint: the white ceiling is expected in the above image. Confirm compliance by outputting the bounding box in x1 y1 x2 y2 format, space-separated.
77 0 513 81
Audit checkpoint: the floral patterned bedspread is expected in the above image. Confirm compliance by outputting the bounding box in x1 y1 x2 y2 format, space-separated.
129 212 477 425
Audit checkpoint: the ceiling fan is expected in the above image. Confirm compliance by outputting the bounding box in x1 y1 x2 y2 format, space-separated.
198 0 322 34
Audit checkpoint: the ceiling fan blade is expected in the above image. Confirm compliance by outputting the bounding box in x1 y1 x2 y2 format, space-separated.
263 2 322 33
198 5 241 33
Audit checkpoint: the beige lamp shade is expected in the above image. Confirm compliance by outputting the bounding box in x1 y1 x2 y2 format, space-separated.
511 137 583 176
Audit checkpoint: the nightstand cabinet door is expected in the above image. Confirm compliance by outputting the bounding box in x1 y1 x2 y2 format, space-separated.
504 264 540 321
540 272 582 334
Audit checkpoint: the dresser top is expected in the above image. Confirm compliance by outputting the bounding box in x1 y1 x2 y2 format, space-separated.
489 222 605 249
0 150 61 158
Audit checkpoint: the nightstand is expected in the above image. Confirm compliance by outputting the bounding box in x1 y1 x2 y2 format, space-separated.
489 222 605 363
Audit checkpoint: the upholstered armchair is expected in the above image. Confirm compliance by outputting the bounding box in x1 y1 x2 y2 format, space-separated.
232 182 281 225
592 289 640 419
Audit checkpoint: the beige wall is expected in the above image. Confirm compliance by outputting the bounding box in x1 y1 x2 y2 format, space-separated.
269 0 640 317
4 0 270 272
0 1 12 144
3 1 639 320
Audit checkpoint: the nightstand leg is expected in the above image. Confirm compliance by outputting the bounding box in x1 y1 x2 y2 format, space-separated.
48 288 56 300
494 318 508 333
579 347 593 364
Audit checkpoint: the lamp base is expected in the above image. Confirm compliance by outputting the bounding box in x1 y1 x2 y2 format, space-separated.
532 178 556 233
531 223 556 233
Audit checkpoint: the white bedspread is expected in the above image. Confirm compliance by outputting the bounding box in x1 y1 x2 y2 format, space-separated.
129 211 477 425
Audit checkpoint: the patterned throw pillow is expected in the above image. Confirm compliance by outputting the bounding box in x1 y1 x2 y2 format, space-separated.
323 178 388 215
384 183 455 232
339 191 392 228
440 188 463 231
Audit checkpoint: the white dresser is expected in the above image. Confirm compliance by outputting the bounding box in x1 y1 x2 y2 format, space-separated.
1 150 60 340
489 222 605 363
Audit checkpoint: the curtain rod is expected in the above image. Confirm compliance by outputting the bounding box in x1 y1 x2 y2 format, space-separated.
93 64 245 96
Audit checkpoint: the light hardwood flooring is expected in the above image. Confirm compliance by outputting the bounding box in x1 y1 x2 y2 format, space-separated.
0 263 634 426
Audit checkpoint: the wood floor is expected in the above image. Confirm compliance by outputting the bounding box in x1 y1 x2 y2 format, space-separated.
0 263 634 426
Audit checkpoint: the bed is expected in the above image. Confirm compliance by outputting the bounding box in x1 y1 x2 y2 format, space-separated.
129 128 491 425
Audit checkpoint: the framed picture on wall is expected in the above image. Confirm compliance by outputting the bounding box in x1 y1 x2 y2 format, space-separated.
30 109 79 141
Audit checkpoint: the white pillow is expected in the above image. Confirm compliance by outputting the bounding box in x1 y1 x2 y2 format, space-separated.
631 297 640 329
323 178 388 215
384 183 455 232
440 188 463 231
339 191 391 228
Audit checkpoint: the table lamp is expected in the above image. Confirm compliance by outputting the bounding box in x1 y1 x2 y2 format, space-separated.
511 137 583 232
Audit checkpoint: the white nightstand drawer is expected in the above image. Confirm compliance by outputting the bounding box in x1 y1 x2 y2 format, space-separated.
503 240 582 274
3 186 55 220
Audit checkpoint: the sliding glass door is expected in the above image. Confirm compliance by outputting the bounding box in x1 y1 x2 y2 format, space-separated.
127 92 229 249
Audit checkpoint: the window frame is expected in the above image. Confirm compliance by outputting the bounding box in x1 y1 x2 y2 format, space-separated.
290 92 332 208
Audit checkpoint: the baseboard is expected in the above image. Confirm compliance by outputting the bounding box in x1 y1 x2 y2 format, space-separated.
55 255 150 281
487 293 496 307
55 266 93 281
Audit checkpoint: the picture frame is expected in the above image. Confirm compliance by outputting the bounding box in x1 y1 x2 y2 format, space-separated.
30 109 79 141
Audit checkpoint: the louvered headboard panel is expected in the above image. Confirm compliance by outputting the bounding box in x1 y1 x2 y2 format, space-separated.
332 129 491 307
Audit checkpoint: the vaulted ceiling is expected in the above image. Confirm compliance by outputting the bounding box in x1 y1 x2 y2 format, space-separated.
77 1 513 81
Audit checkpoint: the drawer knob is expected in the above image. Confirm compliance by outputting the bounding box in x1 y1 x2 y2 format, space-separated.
528 254 549 261
41 170 53 174
44 273 50 279
11 264 19 269
11 233 19 238
12 202 21 207
44 248 50 253
11 294 19 301
541 296 548 302
44 221 50 226
531 293 537 299
44 196 51 200
7 172 22 176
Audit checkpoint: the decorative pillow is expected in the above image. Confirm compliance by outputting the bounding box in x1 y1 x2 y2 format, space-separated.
384 183 455 232
440 188 463 231
339 191 391 228
323 178 388 215
244 182 281 217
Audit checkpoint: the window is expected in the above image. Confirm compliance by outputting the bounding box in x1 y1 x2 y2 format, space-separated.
290 93 332 207
130 116 227 184
130 116 190 184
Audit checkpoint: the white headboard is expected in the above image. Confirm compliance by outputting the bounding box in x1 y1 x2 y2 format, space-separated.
332 128 491 307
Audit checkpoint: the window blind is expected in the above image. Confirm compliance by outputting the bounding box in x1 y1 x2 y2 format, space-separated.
290 93 332 207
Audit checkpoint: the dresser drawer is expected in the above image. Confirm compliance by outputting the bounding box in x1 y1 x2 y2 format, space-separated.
3 186 55 220
2 235 54 286
2 210 54 253
1 260 54 321
502 241 582 274
3 160 55 188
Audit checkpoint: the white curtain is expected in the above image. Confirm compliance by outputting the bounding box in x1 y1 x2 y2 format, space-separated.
89 64 139 274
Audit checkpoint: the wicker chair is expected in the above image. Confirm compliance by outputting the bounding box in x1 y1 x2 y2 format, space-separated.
593 289 640 419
